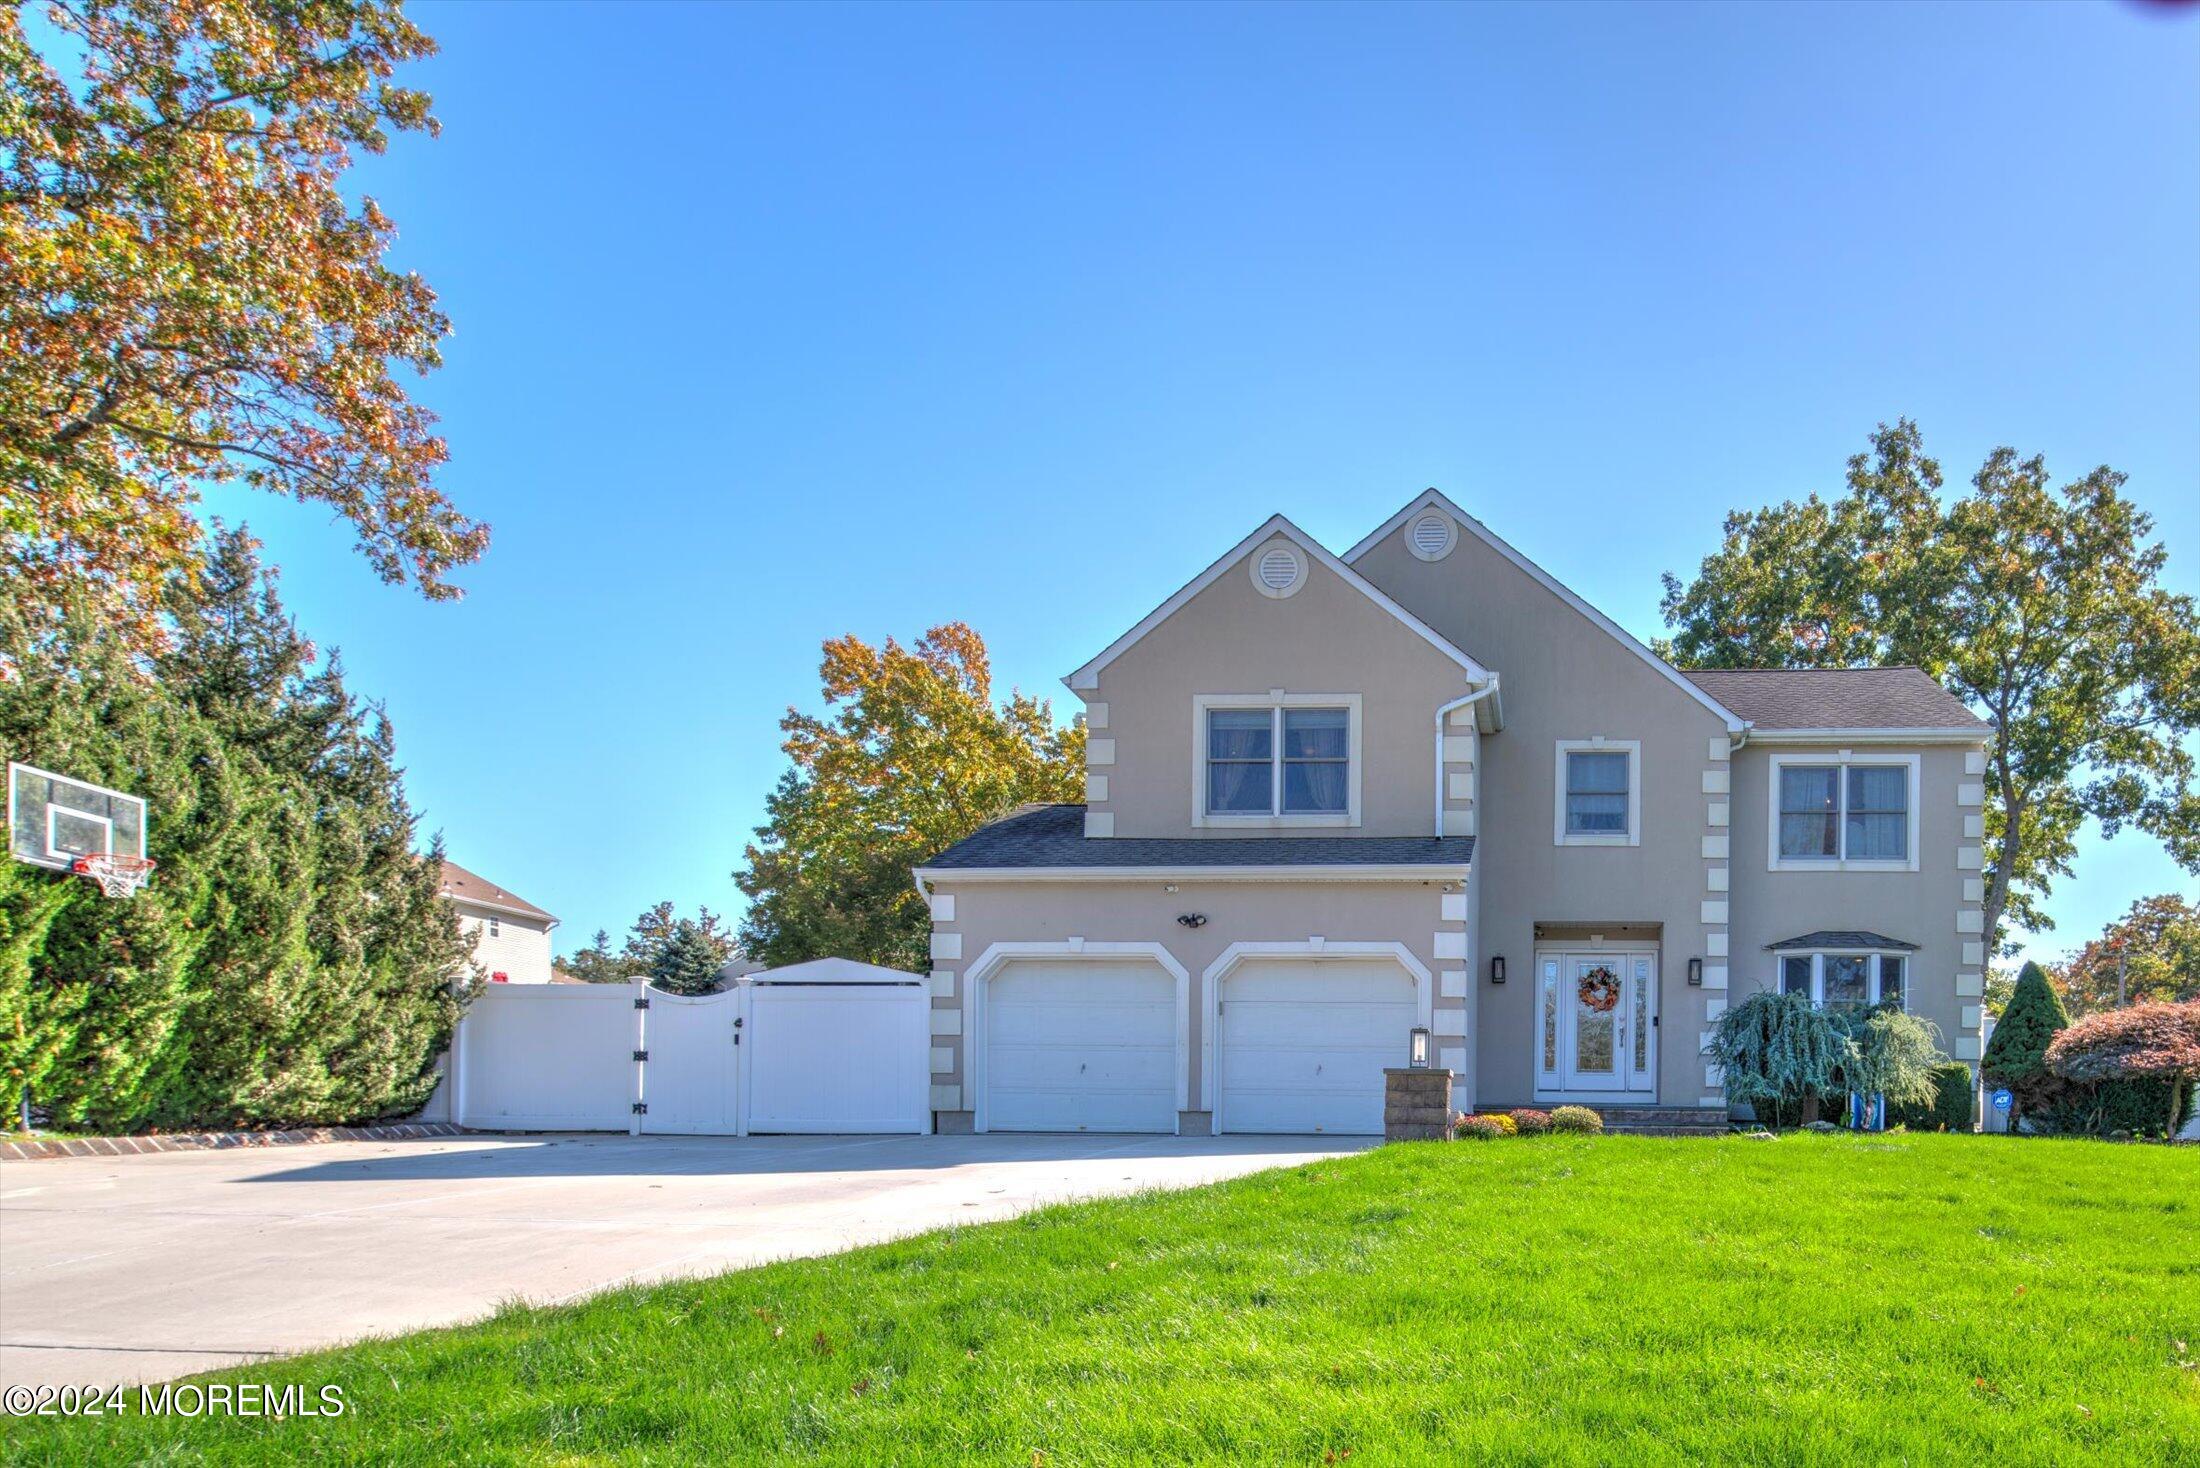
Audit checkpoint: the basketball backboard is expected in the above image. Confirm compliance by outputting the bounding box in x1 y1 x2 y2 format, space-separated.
8 761 149 872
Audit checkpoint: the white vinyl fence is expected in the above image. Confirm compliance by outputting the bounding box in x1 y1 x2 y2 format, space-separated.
451 964 929 1137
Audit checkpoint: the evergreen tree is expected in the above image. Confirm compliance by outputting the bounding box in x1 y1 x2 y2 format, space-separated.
0 528 470 1129
559 928 637 984
1982 961 2071 1124
650 921 729 996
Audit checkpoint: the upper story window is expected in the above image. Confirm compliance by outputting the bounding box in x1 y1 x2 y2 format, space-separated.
1779 951 1907 1012
1194 694 1360 827
488 916 501 938
1770 754 1919 871
1553 739 1641 846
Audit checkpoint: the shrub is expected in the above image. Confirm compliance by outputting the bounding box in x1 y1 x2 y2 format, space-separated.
1509 1108 1553 1136
1453 1113 1505 1141
1890 1062 1976 1132
1704 990 1854 1122
1549 1105 1603 1134
2044 1000 2200 1135
1981 961 2070 1124
1842 1008 1948 1111
1484 1112 1519 1137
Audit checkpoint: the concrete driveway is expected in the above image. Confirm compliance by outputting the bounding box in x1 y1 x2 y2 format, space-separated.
0 1130 1366 1388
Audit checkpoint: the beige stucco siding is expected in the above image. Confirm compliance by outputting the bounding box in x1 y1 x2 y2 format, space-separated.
1081 535 1476 839
1354 518 1736 1105
1725 742 1987 1063
456 903 556 985
924 874 1472 1125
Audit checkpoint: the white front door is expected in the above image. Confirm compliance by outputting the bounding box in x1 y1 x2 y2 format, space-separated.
1217 959 1419 1135
1534 951 1656 1099
982 960 1178 1133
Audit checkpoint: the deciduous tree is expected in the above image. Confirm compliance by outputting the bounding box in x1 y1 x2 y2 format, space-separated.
2053 894 2200 1015
1661 420 2200 948
2045 1000 2200 1136
737 624 1084 971
2 0 483 651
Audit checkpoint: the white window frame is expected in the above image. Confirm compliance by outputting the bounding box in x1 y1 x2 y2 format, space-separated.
488 916 501 939
1553 739 1641 847
1766 751 1920 873
1776 950 1908 1011
1191 693 1362 829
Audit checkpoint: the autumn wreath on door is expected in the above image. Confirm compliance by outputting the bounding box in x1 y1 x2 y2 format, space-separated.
1576 964 1622 1014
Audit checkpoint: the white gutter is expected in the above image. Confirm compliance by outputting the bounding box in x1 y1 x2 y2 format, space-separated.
912 863 1472 885
1434 676 1501 840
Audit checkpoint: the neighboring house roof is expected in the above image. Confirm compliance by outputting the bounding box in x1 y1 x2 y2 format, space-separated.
1065 514 1497 714
1345 489 1746 734
1680 667 1987 735
436 860 558 925
1767 930 1921 952
919 803 1475 874
717 953 767 983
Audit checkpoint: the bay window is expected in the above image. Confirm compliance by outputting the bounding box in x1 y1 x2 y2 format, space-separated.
1779 952 1908 1012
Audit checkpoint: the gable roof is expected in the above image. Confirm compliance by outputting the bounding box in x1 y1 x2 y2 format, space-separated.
918 803 1475 874
1344 490 1746 733
1681 667 1987 735
437 860 558 925
1065 513 1493 694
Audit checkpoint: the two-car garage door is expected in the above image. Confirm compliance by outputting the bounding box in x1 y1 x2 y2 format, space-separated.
979 955 1418 1136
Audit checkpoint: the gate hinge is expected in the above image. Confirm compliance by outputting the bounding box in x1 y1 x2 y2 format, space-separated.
634 997 650 1010
733 1033 741 1045
631 1102 648 1115
633 1049 649 1061
1652 1015 1660 1029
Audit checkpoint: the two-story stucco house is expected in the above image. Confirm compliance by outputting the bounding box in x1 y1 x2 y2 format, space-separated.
913 491 1991 1136
438 860 559 985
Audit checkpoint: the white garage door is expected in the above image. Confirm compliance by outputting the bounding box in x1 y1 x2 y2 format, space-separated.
984 960 1177 1133
1218 960 1418 1135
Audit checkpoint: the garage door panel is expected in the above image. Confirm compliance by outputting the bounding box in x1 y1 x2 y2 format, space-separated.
985 961 1178 1133
986 1043 1175 1092
1219 960 1418 1136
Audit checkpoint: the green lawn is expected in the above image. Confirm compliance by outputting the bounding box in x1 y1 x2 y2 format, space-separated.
8 1134 2197 1465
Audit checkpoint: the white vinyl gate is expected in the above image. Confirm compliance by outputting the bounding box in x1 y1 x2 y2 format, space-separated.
453 961 929 1136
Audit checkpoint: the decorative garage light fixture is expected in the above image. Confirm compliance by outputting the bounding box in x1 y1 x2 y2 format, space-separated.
1408 1026 1432 1068
1489 955 1506 985
1688 957 1703 987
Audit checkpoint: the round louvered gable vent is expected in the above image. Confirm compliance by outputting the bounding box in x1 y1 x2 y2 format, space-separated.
1407 511 1457 561
1251 542 1306 598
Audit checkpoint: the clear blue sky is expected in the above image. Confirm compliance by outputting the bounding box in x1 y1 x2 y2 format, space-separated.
209 1 2199 969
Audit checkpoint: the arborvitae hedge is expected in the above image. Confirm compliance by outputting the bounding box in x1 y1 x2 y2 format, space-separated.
1 531 474 1131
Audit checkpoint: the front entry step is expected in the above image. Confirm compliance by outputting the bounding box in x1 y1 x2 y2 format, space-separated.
1587 1105 1731 1136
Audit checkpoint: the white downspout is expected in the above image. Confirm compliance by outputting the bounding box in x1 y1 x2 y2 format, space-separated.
1435 675 1501 840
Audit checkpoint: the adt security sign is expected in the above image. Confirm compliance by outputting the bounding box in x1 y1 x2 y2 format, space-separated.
1991 1088 2013 1113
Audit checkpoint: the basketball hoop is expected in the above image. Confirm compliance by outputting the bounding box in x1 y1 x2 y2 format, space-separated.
72 851 157 899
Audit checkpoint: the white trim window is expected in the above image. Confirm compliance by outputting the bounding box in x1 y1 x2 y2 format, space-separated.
488 916 501 939
1193 694 1362 828
1554 739 1641 846
1778 951 1907 1013
1768 753 1920 872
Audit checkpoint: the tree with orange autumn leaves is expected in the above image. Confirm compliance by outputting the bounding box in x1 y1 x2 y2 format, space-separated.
738 624 1084 971
2 0 482 651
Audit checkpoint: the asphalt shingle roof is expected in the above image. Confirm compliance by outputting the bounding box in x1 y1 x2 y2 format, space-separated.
922 804 1476 871
1681 666 1986 732
436 860 557 923
1766 930 1920 952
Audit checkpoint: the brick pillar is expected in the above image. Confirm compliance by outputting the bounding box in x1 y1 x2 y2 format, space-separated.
1384 1067 1455 1141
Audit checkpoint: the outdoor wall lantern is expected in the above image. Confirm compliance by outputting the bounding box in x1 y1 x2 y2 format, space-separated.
1688 957 1703 987
1489 955 1506 985
1408 1026 1432 1068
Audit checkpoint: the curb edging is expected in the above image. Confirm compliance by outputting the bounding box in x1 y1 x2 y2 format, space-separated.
0 1121 467 1162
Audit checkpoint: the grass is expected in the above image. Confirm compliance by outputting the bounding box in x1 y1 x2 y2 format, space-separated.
7 1133 2197 1465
